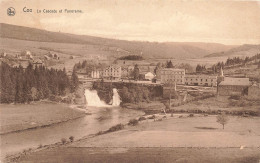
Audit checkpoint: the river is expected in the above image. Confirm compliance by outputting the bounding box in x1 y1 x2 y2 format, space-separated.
1 89 144 159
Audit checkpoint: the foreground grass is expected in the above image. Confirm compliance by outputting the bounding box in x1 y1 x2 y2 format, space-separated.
14 147 260 163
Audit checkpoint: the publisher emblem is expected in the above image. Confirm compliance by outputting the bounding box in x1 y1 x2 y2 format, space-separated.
7 7 15 16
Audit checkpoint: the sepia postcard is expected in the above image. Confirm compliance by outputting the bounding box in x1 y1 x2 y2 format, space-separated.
0 0 260 162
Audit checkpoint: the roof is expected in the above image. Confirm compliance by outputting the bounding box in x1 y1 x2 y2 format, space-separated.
161 68 185 72
185 74 217 79
250 83 260 88
139 71 155 75
219 77 250 86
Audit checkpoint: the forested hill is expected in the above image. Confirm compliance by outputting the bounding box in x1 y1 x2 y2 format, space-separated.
0 23 235 59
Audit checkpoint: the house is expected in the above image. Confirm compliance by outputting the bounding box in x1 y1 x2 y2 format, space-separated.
44 55 50 60
32 59 44 67
217 77 250 96
91 70 102 79
139 72 155 81
25 51 33 59
248 83 260 99
160 68 185 85
185 75 217 87
54 54 59 60
0 52 7 58
102 65 122 80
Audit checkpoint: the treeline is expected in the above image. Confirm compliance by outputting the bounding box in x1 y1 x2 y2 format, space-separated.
0 62 79 103
195 53 260 73
195 64 206 73
213 53 260 70
118 55 144 60
73 60 107 75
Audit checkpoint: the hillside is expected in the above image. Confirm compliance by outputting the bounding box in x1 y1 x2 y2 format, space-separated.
205 44 260 58
0 23 235 59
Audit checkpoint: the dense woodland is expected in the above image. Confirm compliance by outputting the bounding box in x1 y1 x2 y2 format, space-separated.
0 62 79 103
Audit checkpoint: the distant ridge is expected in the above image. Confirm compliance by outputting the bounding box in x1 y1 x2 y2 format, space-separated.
204 44 260 58
0 23 238 59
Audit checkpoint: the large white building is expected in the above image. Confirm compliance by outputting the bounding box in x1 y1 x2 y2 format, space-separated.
102 65 122 80
185 75 217 87
160 68 185 85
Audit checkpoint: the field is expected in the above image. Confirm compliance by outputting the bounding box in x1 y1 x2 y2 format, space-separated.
14 114 260 163
0 102 85 134
15 147 260 163
71 114 260 148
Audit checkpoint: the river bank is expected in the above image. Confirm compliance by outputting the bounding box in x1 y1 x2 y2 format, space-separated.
0 101 86 135
0 84 87 135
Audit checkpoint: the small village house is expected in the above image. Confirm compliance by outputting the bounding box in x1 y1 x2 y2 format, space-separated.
91 69 102 79
139 72 155 81
248 83 260 99
217 77 250 96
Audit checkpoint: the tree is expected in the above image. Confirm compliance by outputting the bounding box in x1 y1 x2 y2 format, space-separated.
133 64 140 80
31 87 37 101
216 112 229 129
71 69 79 92
166 60 174 68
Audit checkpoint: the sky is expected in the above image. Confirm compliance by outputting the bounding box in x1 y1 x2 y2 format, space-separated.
1 0 260 45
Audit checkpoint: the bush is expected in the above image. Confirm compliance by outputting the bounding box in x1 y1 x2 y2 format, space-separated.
128 119 139 126
188 113 194 117
138 116 146 121
148 115 156 119
38 144 43 149
61 138 67 144
108 124 124 132
229 95 240 100
69 136 74 142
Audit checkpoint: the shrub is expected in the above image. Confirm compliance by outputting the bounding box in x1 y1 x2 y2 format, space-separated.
61 138 67 144
148 115 156 119
138 116 146 121
188 113 194 117
69 136 74 142
128 119 139 126
229 95 240 100
38 144 43 149
97 131 104 135
108 124 124 132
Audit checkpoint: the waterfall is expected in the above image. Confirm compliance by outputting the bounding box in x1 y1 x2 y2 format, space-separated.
84 89 109 107
112 88 121 106
84 88 121 107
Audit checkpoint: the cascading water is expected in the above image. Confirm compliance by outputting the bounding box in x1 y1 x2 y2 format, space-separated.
84 88 121 107
84 89 108 107
112 88 121 106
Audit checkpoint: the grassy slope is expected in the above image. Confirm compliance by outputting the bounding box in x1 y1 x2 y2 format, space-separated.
0 23 235 59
